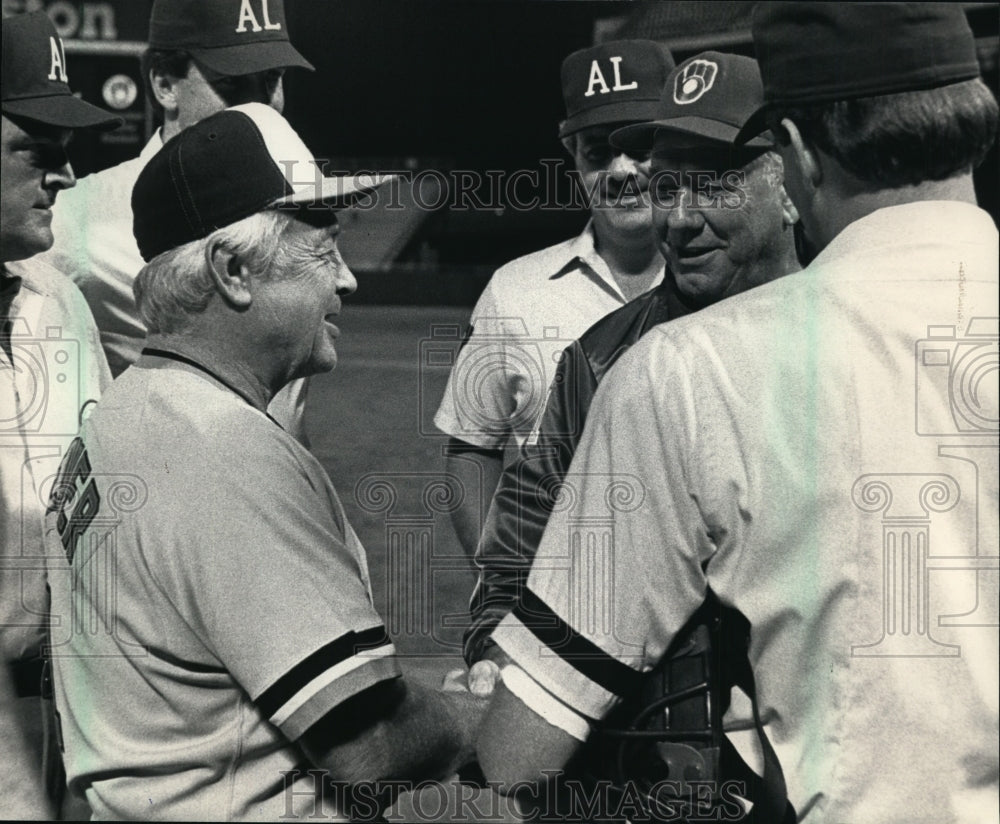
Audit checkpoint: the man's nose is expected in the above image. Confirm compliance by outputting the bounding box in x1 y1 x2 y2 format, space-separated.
665 188 705 241
336 262 358 296
606 150 650 181
45 159 76 192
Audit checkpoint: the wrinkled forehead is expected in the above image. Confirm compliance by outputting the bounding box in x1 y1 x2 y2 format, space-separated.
651 143 768 175
279 210 341 247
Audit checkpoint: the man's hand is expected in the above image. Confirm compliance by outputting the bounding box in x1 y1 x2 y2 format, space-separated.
468 659 501 697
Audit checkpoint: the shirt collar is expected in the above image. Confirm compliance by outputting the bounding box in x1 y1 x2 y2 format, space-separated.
139 128 164 165
552 220 665 301
809 201 997 276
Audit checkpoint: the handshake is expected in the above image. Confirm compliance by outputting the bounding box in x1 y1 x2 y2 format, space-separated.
441 650 509 697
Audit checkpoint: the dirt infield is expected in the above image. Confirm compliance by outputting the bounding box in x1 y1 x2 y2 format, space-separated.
304 303 476 684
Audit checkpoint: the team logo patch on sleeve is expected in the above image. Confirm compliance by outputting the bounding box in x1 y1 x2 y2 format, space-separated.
673 59 718 105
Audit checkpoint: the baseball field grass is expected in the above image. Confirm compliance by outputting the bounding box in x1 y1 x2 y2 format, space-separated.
304 303 476 686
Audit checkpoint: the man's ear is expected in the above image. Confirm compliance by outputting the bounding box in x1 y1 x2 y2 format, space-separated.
205 239 253 309
779 183 800 229
149 68 180 115
781 117 822 189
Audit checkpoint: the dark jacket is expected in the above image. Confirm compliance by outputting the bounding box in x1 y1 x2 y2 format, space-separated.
464 279 692 664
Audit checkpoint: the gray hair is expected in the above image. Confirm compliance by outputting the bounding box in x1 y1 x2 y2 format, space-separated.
134 210 291 334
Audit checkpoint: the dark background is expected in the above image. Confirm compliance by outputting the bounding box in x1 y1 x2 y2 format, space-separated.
10 0 1000 303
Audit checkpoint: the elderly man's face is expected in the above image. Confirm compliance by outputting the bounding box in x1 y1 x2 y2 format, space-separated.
651 147 790 306
173 62 285 133
570 124 654 242
255 216 357 379
1 115 75 263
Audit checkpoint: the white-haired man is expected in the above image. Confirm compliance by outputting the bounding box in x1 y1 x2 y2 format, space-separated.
44 104 483 820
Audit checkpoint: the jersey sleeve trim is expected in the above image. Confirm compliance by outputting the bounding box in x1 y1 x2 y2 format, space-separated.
256 626 396 724
492 589 640 721
512 588 642 697
501 664 591 743
279 650 402 741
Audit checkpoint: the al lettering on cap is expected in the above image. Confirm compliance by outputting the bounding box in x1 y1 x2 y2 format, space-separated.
147 0 314 76
558 40 675 138
1 11 121 130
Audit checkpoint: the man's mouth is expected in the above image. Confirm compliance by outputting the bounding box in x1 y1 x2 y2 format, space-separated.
673 247 721 265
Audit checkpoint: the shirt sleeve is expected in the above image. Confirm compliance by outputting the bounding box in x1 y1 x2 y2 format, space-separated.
433 278 522 448
144 429 401 742
463 339 598 664
490 330 713 720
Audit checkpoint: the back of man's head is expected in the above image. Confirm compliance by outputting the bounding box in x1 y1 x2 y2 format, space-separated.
739 3 998 248
752 1 996 189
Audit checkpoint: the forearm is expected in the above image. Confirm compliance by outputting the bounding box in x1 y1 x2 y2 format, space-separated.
305 678 485 786
444 442 504 559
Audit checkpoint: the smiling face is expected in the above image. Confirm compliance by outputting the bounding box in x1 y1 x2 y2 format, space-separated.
651 147 794 306
569 124 654 242
1 115 75 263
253 215 357 381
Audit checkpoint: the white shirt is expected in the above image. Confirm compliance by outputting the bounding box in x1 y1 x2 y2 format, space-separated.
0 258 110 819
494 201 999 823
434 222 664 449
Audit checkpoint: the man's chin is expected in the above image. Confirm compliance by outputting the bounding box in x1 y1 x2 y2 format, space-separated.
2 228 54 263
593 206 654 234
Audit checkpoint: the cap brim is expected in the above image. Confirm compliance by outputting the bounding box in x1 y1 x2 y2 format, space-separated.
272 174 397 211
2 94 122 131
613 117 772 152
558 98 662 139
735 105 770 147
189 40 314 76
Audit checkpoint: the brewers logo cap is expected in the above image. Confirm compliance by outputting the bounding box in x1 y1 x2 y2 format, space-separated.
738 2 981 143
611 52 771 153
559 39 674 139
148 0 314 77
132 103 392 262
1 12 122 130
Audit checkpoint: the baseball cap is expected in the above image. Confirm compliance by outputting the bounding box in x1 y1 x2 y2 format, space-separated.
132 103 392 262
559 39 674 139
148 0 314 77
1 12 122 130
737 2 980 143
611 52 771 153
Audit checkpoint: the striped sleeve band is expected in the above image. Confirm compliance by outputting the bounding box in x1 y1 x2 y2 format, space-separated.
255 626 401 740
491 588 641 721
501 664 591 742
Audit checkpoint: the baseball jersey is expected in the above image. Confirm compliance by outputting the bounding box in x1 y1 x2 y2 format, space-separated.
434 222 664 449
39 132 308 437
493 201 999 823
1 259 109 819
44 351 400 820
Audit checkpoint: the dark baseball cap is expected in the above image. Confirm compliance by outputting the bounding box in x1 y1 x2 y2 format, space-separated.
559 39 674 139
132 103 392 262
738 2 981 143
611 52 771 153
1 12 122 130
148 0 314 77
